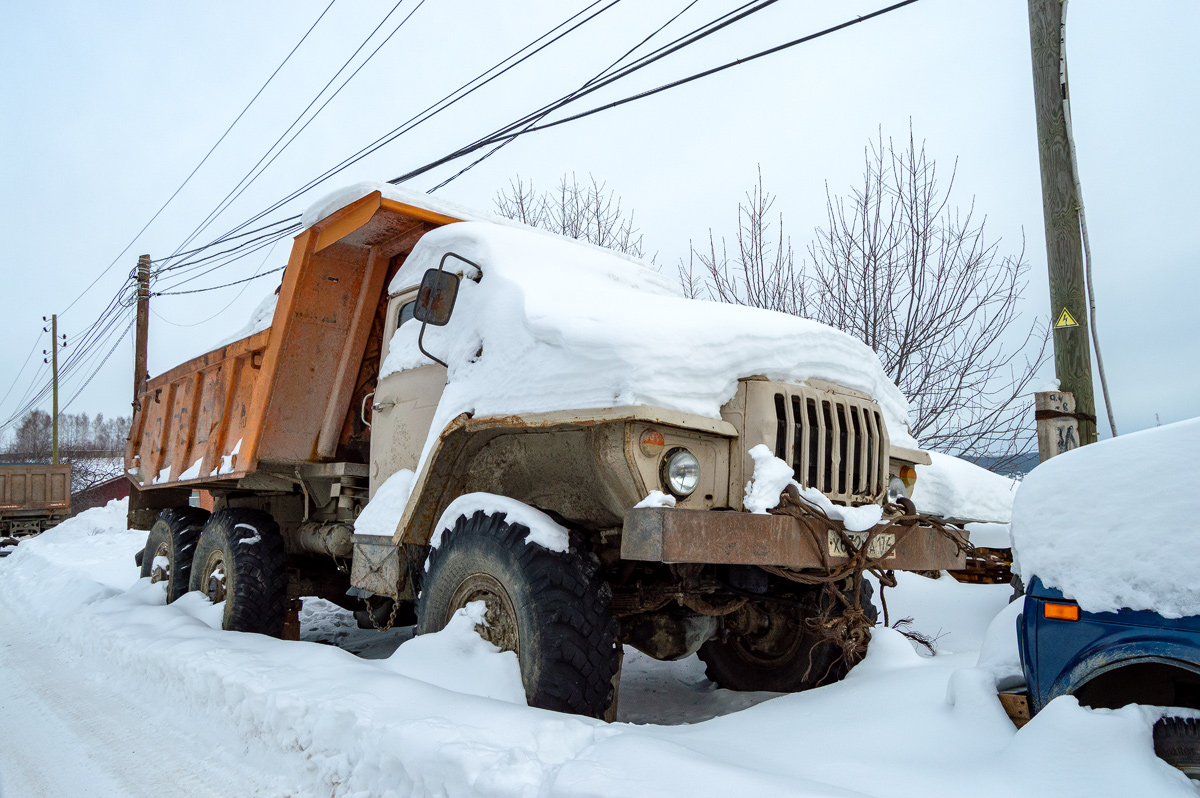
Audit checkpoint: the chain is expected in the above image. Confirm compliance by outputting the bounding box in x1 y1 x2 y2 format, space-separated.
765 484 974 672
363 596 400 632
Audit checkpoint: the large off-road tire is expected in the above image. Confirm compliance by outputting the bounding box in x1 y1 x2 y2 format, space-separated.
417 510 620 719
699 580 878 692
1155 717 1200 779
188 509 288 636
140 507 210 603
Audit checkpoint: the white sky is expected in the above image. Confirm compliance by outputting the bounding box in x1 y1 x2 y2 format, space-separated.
1 0 1196 441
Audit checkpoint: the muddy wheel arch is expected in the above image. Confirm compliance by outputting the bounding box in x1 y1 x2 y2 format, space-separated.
389 407 739 549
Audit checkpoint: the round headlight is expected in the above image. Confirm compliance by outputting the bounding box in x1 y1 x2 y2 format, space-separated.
887 475 907 504
662 448 701 497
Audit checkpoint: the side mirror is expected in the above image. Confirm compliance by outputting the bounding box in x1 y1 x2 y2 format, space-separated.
414 268 460 327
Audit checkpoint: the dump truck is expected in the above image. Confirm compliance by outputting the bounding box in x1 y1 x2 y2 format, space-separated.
128 184 966 719
1 462 71 545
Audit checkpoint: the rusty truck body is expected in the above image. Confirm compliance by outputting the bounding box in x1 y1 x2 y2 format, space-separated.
128 188 964 719
0 462 71 538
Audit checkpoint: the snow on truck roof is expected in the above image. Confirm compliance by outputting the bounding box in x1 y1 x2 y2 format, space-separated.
375 216 918 460
1011 416 1200 618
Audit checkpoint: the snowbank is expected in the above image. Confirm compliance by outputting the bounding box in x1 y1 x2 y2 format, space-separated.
1011 417 1200 617
1 502 1190 796
384 601 525 704
380 221 916 481
912 452 1018 522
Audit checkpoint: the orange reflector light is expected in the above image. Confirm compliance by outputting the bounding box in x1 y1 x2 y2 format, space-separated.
639 430 666 456
1043 602 1080 621
899 465 917 484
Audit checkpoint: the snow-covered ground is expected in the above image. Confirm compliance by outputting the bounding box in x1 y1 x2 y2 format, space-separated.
0 501 1192 797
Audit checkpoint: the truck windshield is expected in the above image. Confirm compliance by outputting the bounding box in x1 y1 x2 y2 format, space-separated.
398 300 417 328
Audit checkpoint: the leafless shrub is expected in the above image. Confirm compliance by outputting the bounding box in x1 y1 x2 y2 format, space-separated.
495 173 649 260
684 128 1049 470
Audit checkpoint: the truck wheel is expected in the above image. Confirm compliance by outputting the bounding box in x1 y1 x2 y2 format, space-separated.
188 509 288 636
1155 717 1200 779
417 510 620 719
699 580 878 692
139 507 209 603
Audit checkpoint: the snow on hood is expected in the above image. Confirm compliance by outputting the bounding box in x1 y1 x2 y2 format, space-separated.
911 452 1018 523
380 221 917 474
1011 416 1200 617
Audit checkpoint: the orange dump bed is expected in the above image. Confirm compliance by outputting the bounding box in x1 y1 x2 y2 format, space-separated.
126 191 462 490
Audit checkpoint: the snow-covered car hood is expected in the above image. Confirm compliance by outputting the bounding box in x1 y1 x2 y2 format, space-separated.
1012 416 1200 618
378 220 918 468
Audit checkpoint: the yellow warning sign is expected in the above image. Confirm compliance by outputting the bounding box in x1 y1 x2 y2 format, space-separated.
1055 308 1079 329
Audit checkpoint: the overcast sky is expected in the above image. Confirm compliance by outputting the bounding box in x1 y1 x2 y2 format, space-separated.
2 0 1196 445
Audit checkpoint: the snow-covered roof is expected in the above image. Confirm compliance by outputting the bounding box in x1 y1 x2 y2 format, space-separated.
379 220 917 470
1011 417 1200 617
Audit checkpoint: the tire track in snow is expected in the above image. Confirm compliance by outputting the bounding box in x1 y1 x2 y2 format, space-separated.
0 612 291 797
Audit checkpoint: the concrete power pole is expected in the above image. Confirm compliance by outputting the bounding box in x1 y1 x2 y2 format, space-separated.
1027 0 1097 447
133 255 151 404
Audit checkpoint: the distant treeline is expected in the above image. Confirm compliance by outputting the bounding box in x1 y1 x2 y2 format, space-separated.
1 409 130 460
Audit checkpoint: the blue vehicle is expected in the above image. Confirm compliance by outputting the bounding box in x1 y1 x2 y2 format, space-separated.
1017 576 1200 776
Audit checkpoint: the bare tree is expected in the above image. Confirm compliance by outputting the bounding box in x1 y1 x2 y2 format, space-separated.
495 173 649 260
684 130 1049 471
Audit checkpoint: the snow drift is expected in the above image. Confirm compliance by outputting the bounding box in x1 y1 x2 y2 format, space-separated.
0 500 1190 796
1011 416 1200 617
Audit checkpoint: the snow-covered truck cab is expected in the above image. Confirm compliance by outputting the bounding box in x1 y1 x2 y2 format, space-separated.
127 184 964 721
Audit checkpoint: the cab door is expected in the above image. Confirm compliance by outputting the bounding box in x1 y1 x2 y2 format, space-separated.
368 290 447 497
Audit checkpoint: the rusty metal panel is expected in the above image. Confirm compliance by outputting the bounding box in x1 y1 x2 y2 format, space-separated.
127 192 463 491
621 507 966 571
350 535 401 598
126 331 269 487
256 242 370 463
0 463 71 518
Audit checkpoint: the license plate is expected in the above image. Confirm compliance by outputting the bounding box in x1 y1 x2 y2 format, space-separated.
828 530 896 559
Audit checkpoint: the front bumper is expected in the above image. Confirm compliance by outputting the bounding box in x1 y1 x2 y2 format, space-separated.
621 506 967 571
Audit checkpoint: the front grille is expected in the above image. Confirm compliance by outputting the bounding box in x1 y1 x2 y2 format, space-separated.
771 387 886 504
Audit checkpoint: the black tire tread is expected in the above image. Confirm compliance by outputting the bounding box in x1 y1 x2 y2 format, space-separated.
418 510 619 718
699 579 877 692
189 509 288 636
140 507 209 603
1155 716 1200 777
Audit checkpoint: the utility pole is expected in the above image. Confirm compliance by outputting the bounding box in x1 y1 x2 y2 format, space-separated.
1027 0 1097 446
133 254 150 404
51 314 59 465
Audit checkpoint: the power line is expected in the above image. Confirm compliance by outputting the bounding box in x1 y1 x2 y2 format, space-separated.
0 334 43 415
61 316 137 412
56 0 337 318
389 0 784 185
430 0 705 191
168 0 423 261
160 0 624 268
156 265 286 297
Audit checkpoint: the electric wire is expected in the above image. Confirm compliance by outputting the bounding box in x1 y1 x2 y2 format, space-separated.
163 0 624 265
390 0 784 184
55 0 337 318
25 0 922 429
167 0 422 261
0 334 44 416
396 0 920 186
